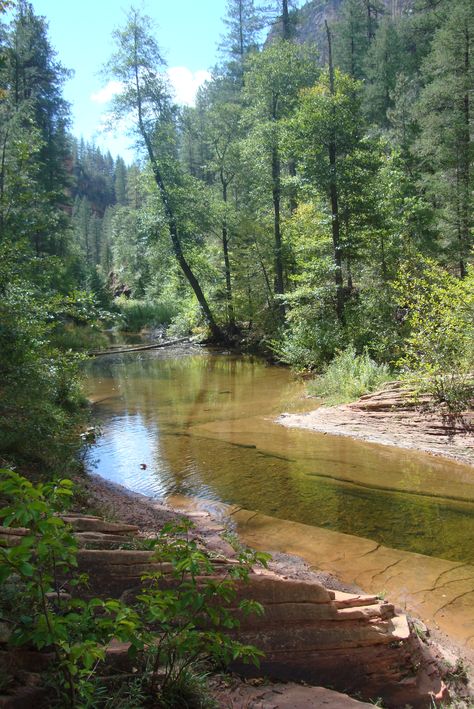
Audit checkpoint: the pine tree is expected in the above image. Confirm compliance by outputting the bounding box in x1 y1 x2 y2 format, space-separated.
219 0 265 78
0 1 70 256
364 17 402 126
114 156 128 205
415 0 473 277
334 0 369 80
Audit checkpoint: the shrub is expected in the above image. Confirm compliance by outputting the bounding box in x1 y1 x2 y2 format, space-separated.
116 298 178 332
0 470 138 707
394 260 474 413
308 346 393 404
0 470 267 707
0 286 87 473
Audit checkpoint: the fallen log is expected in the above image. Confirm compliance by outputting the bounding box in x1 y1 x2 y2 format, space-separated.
87 337 190 357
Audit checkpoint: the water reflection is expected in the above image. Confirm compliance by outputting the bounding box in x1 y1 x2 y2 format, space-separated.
85 348 474 563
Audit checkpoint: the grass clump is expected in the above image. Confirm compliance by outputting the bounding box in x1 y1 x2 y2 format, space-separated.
116 298 178 332
308 346 393 405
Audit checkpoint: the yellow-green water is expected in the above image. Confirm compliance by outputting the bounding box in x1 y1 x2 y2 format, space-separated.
84 347 474 565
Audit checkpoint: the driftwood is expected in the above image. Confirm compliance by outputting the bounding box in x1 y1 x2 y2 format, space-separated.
87 337 191 357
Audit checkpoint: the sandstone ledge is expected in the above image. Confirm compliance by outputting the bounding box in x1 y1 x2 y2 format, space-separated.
277 383 474 466
1 512 448 707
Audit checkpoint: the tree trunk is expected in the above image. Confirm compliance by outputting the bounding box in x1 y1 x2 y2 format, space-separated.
366 1 375 41
326 21 345 323
282 0 291 40
221 179 236 329
459 23 471 278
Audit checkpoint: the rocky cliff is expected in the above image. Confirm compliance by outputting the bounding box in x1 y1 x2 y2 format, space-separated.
269 0 414 61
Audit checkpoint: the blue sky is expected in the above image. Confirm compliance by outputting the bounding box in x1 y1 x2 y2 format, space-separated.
24 0 231 160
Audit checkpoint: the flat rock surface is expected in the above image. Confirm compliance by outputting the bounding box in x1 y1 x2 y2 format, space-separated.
277 384 474 467
228 505 474 662
210 681 373 708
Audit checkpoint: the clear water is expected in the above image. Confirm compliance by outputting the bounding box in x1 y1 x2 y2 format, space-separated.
84 347 474 564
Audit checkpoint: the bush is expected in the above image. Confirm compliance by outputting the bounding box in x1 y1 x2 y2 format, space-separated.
116 298 178 332
272 287 346 371
394 260 474 413
0 470 138 707
0 286 86 473
0 470 267 707
308 346 393 405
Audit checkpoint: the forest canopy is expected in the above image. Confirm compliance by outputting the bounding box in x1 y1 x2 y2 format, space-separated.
0 0 473 474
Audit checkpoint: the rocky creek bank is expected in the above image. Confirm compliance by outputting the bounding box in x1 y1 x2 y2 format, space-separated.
278 382 474 466
2 473 472 708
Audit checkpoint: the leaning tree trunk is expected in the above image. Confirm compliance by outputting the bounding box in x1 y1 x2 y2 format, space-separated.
133 50 223 342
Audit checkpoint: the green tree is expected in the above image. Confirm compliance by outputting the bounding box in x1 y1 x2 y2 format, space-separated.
219 0 265 78
105 8 223 340
334 0 370 80
6 1 70 248
290 68 369 321
243 41 317 314
415 0 473 277
189 76 244 330
364 17 402 126
395 259 474 410
0 2 71 258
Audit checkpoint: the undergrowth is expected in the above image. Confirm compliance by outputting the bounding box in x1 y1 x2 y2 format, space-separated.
0 469 268 707
308 346 393 405
116 298 178 332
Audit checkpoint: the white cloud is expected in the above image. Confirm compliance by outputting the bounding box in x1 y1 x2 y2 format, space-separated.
90 69 210 109
87 67 210 161
90 80 124 104
167 67 211 106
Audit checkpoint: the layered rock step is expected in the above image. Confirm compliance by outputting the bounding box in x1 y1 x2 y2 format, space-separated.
209 681 374 708
74 547 446 707
1 513 447 708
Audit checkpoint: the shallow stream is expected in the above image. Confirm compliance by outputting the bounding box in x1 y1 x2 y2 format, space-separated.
85 346 474 564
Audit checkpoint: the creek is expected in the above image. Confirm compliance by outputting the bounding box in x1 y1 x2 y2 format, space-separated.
85 345 474 648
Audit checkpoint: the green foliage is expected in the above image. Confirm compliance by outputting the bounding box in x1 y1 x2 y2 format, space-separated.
116 298 178 333
50 324 110 353
394 260 474 412
414 0 474 276
308 346 393 405
363 18 403 126
133 519 267 700
0 471 268 707
0 470 138 707
334 0 369 80
0 265 87 472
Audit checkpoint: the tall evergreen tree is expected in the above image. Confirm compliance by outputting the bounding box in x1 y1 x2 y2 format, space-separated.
415 0 473 276
219 0 265 78
0 1 70 257
364 17 402 126
334 0 370 80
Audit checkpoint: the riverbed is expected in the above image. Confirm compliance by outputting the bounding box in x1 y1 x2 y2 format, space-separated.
84 345 474 651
